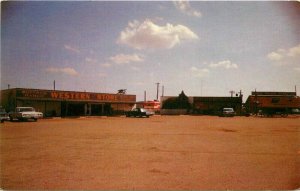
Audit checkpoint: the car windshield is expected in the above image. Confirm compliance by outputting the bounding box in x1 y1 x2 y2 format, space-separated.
140 108 147 112
19 107 35 112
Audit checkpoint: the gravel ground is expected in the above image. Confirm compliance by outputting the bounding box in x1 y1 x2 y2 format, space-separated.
1 115 299 190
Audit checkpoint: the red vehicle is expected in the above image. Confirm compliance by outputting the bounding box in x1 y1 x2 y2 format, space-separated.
136 100 160 114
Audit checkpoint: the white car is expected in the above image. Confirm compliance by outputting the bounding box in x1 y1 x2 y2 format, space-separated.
9 107 43 122
126 108 153 118
220 108 235 117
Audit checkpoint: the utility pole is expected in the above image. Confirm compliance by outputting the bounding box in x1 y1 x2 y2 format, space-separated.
53 80 56 91
144 90 146 102
155 82 160 101
229 90 235 97
161 85 164 97
255 88 258 115
8 84 10 89
201 80 203 96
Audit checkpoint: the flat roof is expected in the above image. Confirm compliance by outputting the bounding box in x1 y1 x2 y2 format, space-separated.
251 91 296 96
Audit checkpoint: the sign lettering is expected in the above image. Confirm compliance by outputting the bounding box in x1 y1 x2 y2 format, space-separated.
17 89 135 102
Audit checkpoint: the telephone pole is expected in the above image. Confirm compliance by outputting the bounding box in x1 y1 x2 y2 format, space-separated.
155 82 160 100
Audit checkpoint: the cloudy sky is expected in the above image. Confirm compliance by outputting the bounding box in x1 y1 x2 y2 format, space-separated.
1 1 300 101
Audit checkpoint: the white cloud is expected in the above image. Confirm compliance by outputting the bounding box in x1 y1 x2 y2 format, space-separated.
287 44 300 57
130 66 140 71
117 19 199 50
98 73 107 77
267 44 300 62
173 0 202 18
64 44 80 53
101 63 112 68
267 52 283 61
209 60 238 69
190 66 209 78
110 53 144 64
294 67 300 72
85 57 98 64
46 67 79 76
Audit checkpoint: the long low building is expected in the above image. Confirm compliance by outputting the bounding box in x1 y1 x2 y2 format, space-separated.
193 96 243 115
0 88 136 117
160 94 243 115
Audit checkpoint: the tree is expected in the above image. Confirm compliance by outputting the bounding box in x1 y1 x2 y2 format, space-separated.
162 91 191 109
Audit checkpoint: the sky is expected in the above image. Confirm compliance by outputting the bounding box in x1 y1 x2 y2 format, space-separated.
1 1 300 101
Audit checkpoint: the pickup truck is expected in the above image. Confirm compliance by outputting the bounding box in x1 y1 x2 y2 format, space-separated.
126 108 154 118
9 107 43 122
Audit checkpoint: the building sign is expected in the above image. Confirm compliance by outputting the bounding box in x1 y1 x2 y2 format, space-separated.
16 89 136 102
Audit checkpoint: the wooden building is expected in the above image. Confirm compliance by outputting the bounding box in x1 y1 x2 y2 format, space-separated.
245 91 300 115
193 96 243 115
0 88 136 117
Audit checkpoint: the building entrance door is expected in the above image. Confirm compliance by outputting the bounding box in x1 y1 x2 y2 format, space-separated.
91 104 104 116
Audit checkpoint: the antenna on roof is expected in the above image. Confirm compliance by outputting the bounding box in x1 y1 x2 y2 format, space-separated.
117 89 126 94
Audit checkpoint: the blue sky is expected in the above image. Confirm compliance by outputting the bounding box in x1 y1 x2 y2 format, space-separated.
1 1 300 101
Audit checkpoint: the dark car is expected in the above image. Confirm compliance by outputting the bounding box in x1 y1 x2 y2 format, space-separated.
0 107 10 123
126 108 153 118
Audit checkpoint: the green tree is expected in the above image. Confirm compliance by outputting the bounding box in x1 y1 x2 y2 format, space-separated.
162 91 191 109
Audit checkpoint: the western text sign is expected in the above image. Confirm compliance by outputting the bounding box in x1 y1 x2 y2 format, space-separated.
16 89 136 102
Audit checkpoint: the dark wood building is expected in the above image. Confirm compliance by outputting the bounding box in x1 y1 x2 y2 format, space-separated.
193 96 243 115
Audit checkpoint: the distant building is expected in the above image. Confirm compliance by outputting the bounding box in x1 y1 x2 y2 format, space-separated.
193 96 243 115
160 94 243 115
245 91 300 114
0 88 136 117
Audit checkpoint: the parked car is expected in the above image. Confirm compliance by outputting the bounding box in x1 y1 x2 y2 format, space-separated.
0 107 10 123
9 107 43 122
291 108 300 114
126 108 153 118
220 108 235 117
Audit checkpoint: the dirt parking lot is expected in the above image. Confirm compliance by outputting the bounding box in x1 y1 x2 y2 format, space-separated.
1 115 300 190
